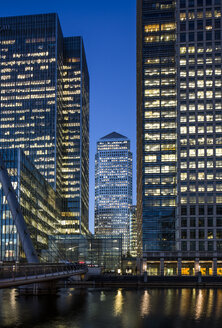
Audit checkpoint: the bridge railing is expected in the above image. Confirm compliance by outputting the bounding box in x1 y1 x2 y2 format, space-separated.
0 263 87 280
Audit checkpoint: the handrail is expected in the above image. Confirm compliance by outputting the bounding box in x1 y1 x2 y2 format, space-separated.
0 263 88 281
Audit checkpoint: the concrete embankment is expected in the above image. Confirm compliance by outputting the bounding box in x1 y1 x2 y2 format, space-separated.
67 275 222 288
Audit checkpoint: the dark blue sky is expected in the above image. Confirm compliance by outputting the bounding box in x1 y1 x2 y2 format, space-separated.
1 0 137 232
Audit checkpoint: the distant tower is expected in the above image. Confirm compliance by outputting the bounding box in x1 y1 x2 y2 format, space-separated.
95 132 133 253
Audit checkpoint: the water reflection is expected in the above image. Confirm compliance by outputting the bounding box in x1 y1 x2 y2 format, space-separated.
114 289 123 316
206 290 213 318
100 291 106 302
0 288 222 327
215 289 222 319
195 290 204 320
141 290 150 317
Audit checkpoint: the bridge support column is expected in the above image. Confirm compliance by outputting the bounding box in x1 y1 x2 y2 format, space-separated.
18 280 58 295
160 258 164 276
213 258 217 276
177 258 182 276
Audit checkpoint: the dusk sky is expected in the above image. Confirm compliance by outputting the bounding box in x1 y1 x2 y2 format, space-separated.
1 0 137 232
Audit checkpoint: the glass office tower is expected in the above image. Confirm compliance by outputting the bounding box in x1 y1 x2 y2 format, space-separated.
95 132 133 253
137 0 222 256
0 14 64 192
62 37 89 235
177 0 222 253
137 0 177 254
0 14 89 236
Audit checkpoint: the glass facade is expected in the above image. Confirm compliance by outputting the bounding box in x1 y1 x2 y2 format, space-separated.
129 205 137 257
0 149 61 262
137 0 177 253
49 234 123 272
62 37 89 235
95 132 133 254
0 14 89 241
137 0 222 255
0 14 63 192
177 0 222 252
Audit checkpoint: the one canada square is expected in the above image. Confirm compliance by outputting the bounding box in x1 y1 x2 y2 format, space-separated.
95 132 133 253
137 0 222 261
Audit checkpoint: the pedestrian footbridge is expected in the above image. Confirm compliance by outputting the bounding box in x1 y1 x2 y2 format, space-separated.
0 263 87 289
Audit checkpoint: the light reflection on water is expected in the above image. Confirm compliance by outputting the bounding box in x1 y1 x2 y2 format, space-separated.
141 289 150 317
0 288 222 327
114 289 123 316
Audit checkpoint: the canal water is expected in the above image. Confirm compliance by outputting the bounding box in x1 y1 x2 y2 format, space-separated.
0 288 222 327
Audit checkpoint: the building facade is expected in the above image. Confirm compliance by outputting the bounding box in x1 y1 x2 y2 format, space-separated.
129 205 137 257
50 234 123 272
137 0 222 259
176 0 222 254
62 37 89 235
95 132 133 253
0 14 89 239
0 149 61 262
137 0 177 254
0 14 64 192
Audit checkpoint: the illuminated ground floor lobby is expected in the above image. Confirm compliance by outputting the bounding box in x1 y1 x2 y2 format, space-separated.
141 252 222 276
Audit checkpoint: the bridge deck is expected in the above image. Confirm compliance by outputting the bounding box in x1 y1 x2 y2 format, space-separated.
0 263 87 288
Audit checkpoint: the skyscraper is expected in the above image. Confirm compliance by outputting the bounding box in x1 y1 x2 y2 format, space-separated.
0 14 64 191
0 13 89 236
176 0 222 254
137 0 177 253
62 37 89 235
95 132 133 253
137 0 222 258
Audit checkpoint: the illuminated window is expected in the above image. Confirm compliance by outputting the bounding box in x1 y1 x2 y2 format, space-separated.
145 122 160 130
216 149 222 157
161 23 176 31
160 34 175 42
161 154 176 162
180 127 187 134
145 36 160 43
181 173 187 180
145 144 160 152
145 155 157 162
189 126 196 134
145 166 160 174
145 79 160 86
145 59 160 65
145 89 160 97
190 149 196 157
180 13 186 21
144 24 159 32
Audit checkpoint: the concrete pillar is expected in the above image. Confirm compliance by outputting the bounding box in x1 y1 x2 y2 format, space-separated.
195 258 200 276
136 258 142 275
160 258 164 276
141 258 147 275
177 258 182 276
144 271 148 283
213 258 217 276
